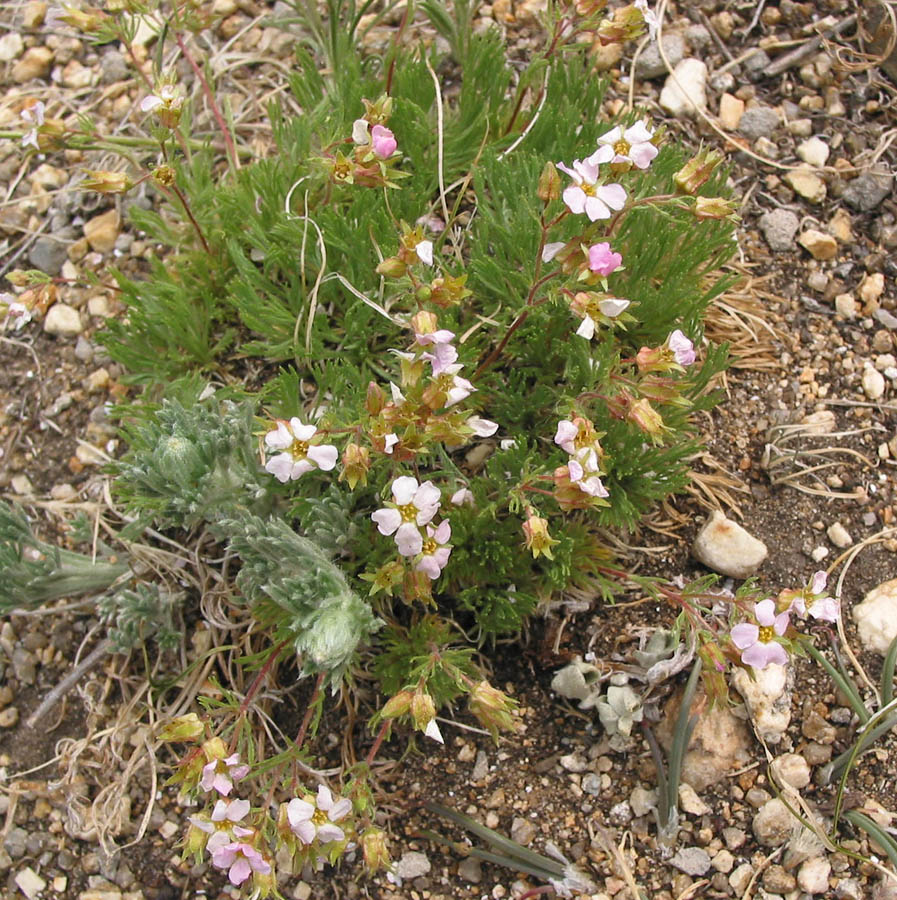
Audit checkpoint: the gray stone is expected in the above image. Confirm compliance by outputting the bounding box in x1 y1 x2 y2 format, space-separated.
842 173 891 211
100 49 129 83
685 23 712 50
670 847 711 876
11 647 36 685
876 308 897 329
458 857 482 883
28 235 70 275
581 773 601 795
759 208 799 251
692 510 768 578
738 106 780 140
752 797 794 847
744 48 772 78
510 817 537 845
629 785 656 817
394 851 431 880
635 32 687 80
3 827 27 859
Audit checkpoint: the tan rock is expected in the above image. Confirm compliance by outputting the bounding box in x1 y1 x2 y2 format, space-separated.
718 93 745 130
834 293 857 318
693 510 768 578
859 272 885 306
853 579 897 655
0 32 24 62
62 59 94 89
785 165 827 202
22 1 48 28
828 208 852 242
591 40 623 72
798 229 837 260
83 208 120 253
11 45 54 82
44 302 83 336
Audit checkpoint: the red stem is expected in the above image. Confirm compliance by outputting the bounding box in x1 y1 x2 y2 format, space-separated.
175 32 239 170
294 672 326 750
168 183 211 254
365 720 391 766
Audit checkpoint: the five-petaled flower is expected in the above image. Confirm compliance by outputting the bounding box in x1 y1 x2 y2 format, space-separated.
415 327 458 375
371 476 442 557
200 753 250 796
21 101 45 150
287 785 353 845
190 798 253 840
556 159 627 221
209 840 271 886
415 520 452 579
140 84 184 128
592 121 658 170
731 599 790 669
788 571 839 622
588 242 623 276
264 418 339 483
570 293 630 340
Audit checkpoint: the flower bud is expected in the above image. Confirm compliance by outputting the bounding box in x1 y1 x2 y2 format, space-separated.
5 270 30 287
366 381 386 415
627 397 666 438
410 309 439 336
80 169 133 193
57 4 109 31
522 515 558 560
202 736 228 764
410 690 437 732
362 827 391 872
537 161 561 205
693 196 737 220
673 148 725 194
375 256 408 278
339 443 370 489
635 345 667 373
380 690 414 719
469 680 518 741
158 713 204 742
185 820 210 857
152 165 176 187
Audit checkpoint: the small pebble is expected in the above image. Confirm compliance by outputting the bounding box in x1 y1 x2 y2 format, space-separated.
827 522 852 548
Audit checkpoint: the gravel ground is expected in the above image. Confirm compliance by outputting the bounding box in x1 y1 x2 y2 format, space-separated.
2 1 897 899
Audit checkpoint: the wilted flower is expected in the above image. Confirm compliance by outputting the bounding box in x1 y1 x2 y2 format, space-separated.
264 418 339 483
339 442 370 489
694 196 738 220
785 571 839 622
140 83 184 129
415 520 452 579
287 785 353 845
587 242 623 276
21 101 45 150
591 121 658 170
79 169 133 193
673 147 724 194
731 599 790 669
362 827 391 872
635 0 659 40
200 752 250 796
469 680 518 740
556 158 627 221
371 476 442 557
522 514 558 559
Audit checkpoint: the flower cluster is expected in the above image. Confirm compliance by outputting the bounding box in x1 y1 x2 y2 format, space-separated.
190 799 271 888
330 94 405 189
554 417 609 499
286 785 353 845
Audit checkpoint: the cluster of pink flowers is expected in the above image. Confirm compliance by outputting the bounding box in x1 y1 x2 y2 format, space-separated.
191 798 271 887
556 120 657 222
371 476 453 579
287 785 353 845
732 572 839 670
353 119 397 159
263 418 338 483
554 418 609 498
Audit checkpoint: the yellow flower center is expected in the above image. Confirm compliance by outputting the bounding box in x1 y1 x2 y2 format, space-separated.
398 503 418 523
290 439 310 459
422 538 437 555
613 138 631 156
582 183 596 196
312 808 329 827
758 625 774 643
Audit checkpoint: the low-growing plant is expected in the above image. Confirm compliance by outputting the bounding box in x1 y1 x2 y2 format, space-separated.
0 0 870 891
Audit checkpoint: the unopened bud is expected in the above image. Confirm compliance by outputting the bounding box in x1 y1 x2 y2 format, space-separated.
185 821 210 857
537 161 561 205
469 680 518 741
380 690 414 719
673 148 725 194
366 381 386 415
362 827 391 872
410 309 438 336
694 196 737 220
5 270 30 287
80 169 133 193
627 397 665 437
152 165 176 187
201 736 228 764
375 256 407 278
339 443 370 489
410 691 436 732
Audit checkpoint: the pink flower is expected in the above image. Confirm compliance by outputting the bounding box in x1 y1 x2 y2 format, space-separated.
416 329 458 375
210 840 271 886
567 460 608 497
450 487 474 506
556 159 627 221
371 476 442 557
200 753 250 796
591 121 658 170
588 242 622 276
264 418 338 483
371 124 397 158
287 785 352 845
731 599 790 669
190 798 254 840
789 571 839 622
415 521 452 580
442 365 475 407
666 329 696 366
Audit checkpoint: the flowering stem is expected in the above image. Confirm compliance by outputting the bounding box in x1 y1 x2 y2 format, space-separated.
605 193 677 238
166 183 212 255
231 638 290 741
365 720 391 766
175 31 239 170
294 672 326 750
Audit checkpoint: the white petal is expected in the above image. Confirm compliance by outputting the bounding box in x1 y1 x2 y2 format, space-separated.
415 240 434 266
629 142 658 169
597 183 627 210
625 121 654 144
554 420 578 451
584 195 611 221
316 785 334 811
307 443 338 471
140 95 163 112
384 433 399 454
371 508 402 536
587 144 615 166
352 118 370 144
562 186 587 215
576 316 596 339
392 475 419 505
287 798 315 828
424 719 444 743
432 520 451 543
390 382 405 403
316 823 346 844
395 522 423 557
597 126 622 146
289 419 317 442
413 481 442 511
468 416 498 437
265 453 295 482
598 298 629 318
264 421 292 449
542 242 565 263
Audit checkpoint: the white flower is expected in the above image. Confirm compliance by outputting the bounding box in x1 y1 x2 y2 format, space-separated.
287 785 352 845
556 159 627 221
591 121 658 170
442 364 476 407
21 101 45 150
383 433 399 454
415 520 452 580
140 84 181 113
371 476 442 557
263 418 338 483
352 118 370 144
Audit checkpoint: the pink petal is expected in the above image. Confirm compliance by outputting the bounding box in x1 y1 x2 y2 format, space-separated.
562 186 587 215
413 481 442 512
587 144 615 166
810 597 839 622
317 823 346 843
432 520 451 543
743 641 787 669
469 416 498 437
629 142 658 169
293 820 316 844
810 571 827 594
597 183 627 210
395 522 423 557
264 453 295 483
568 459 584 482
754 598 777 627
228 857 251 886
264 421 292 449
597 126 622 146
328 797 352 822
316 785 334 811
371 508 402 536
289 459 315 479
624 121 654 144
554 421 578 453
730 622 758 650
288 419 317 442
583 195 611 221
579 476 608 497
556 161 580 183
416 555 443 580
